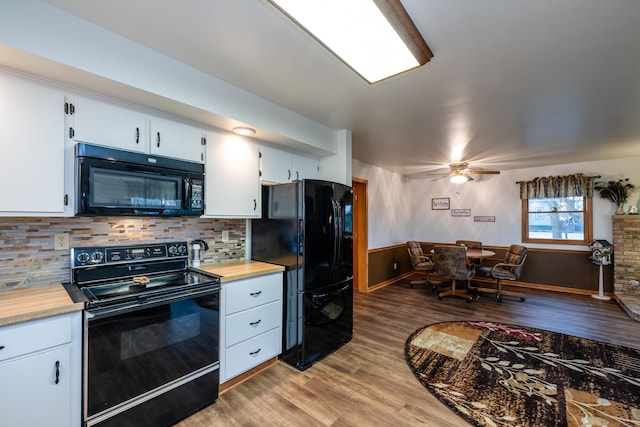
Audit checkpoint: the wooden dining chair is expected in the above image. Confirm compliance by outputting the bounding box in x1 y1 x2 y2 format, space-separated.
433 245 476 302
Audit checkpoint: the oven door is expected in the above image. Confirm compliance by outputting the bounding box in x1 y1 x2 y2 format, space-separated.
84 287 219 426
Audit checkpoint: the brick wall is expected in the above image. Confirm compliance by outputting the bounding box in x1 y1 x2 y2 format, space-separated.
0 217 245 290
613 215 640 294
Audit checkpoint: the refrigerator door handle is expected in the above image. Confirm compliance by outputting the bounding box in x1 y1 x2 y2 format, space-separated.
330 198 340 271
335 199 343 270
312 282 351 299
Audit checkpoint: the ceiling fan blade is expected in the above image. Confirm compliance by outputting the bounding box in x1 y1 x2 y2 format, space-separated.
467 170 500 175
429 175 451 182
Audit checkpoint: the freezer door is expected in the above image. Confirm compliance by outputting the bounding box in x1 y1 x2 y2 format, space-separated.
298 279 353 370
302 180 353 291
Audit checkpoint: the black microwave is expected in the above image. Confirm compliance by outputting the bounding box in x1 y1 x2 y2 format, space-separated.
76 143 204 216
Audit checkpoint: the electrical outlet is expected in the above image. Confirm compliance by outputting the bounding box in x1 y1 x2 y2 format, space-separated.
54 233 69 250
221 230 229 242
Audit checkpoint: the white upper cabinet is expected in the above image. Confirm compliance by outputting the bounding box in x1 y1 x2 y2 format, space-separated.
260 144 292 183
149 116 205 163
68 96 205 163
68 95 147 153
0 71 66 215
260 145 319 183
203 130 261 218
292 152 320 181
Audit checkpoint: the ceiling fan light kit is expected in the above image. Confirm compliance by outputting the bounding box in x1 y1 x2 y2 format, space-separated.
450 173 472 184
426 161 501 183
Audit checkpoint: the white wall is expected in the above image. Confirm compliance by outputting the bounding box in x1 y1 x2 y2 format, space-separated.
410 156 640 250
352 160 414 248
320 129 352 186
353 155 640 250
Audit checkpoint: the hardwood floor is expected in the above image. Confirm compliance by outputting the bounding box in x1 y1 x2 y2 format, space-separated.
178 276 640 427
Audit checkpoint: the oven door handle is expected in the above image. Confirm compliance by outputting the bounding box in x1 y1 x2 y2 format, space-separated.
86 285 220 320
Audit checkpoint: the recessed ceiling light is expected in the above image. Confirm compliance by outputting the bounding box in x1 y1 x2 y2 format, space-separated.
268 0 433 84
232 127 256 136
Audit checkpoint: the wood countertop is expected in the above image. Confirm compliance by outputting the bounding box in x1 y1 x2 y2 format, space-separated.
198 260 284 283
0 261 282 326
0 284 84 327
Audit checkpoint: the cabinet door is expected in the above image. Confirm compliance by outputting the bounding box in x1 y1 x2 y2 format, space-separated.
149 117 205 163
292 153 319 180
0 72 65 214
70 95 147 153
260 145 292 183
204 131 261 218
0 346 72 427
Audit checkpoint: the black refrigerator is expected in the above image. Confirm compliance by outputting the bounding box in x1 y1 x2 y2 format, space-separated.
251 179 353 370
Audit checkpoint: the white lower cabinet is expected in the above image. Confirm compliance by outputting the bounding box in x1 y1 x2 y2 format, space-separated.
220 272 283 383
0 312 82 427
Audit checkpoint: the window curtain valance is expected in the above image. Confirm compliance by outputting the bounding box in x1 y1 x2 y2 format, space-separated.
518 173 597 199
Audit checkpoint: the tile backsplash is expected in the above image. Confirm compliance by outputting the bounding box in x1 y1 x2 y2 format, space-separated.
0 217 245 290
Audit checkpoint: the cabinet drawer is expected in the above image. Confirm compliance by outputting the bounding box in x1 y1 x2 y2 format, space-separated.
225 273 282 314
0 315 71 362
225 301 281 348
224 328 281 381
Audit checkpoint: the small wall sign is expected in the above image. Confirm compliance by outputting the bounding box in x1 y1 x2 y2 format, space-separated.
451 209 471 217
474 216 496 222
432 198 450 210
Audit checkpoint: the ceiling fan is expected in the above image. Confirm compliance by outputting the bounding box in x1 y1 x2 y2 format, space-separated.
425 162 501 183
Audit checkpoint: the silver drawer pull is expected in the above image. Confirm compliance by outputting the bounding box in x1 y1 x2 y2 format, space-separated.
249 348 261 356
249 319 262 326
249 291 262 297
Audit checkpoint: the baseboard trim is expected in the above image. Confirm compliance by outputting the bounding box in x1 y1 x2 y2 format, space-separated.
366 271 414 292
219 357 279 394
367 274 613 297
470 277 613 297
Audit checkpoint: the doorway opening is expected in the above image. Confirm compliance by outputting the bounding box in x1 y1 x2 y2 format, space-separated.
352 177 368 293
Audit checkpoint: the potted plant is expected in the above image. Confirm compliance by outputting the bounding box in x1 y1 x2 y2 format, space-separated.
594 178 635 214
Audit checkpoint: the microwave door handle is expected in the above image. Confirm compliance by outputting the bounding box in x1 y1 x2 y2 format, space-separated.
183 177 191 210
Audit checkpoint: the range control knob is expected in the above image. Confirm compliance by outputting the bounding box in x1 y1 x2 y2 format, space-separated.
168 245 177 255
77 252 90 263
91 251 104 263
178 244 187 254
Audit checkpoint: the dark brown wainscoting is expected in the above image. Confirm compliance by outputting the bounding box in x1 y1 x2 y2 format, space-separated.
367 242 613 294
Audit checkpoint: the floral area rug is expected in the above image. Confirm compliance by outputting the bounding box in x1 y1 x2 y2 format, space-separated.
405 321 640 426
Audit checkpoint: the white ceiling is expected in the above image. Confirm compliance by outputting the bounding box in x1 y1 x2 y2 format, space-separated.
42 0 640 177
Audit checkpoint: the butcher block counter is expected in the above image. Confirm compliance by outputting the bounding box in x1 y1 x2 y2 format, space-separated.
0 284 84 327
198 259 284 282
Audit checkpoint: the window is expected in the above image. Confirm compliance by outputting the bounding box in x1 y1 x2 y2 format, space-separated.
522 196 592 245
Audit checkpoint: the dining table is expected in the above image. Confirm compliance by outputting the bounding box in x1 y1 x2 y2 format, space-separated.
430 246 495 259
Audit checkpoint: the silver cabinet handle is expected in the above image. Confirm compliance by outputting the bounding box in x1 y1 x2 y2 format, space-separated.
250 290 262 297
249 348 261 356
249 319 262 326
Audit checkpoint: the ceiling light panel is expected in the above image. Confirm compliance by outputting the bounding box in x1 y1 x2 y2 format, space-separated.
269 0 433 83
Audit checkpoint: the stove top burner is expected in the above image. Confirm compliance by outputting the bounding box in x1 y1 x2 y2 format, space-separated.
81 270 217 305
71 241 220 309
